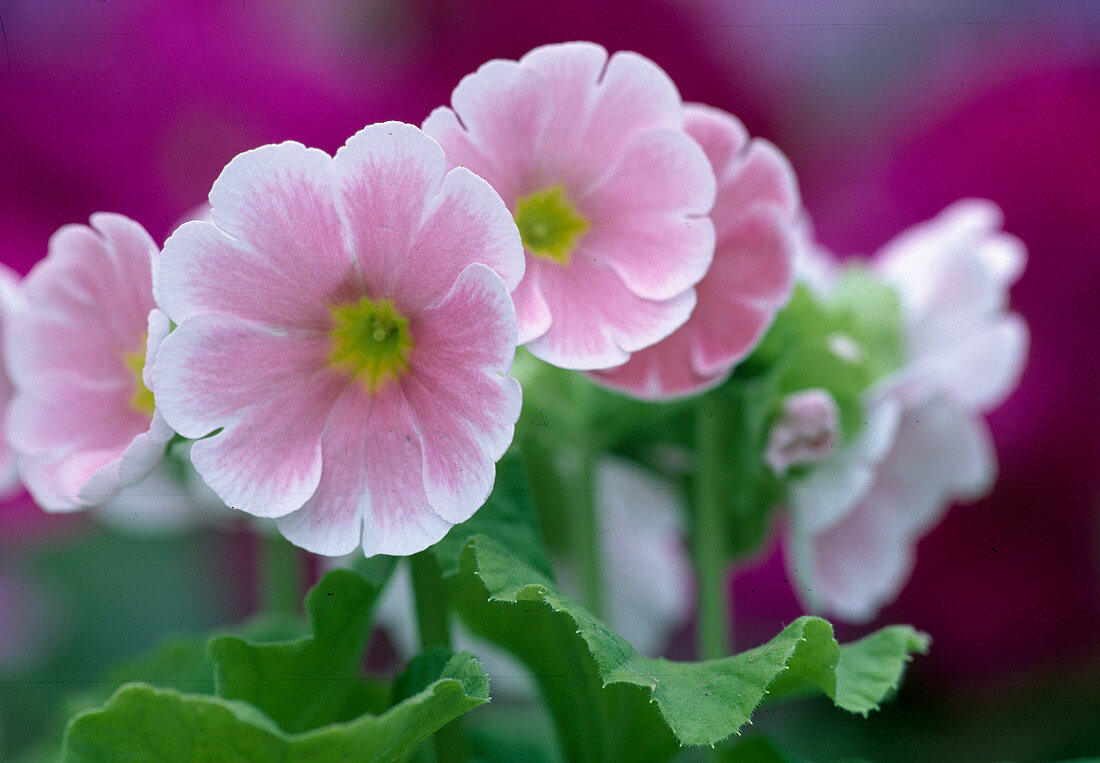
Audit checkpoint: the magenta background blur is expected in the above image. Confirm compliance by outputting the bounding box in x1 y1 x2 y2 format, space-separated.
2 1 1098 757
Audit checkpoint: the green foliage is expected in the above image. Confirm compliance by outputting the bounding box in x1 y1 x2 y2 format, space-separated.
60 566 487 762
454 535 928 752
392 647 455 705
62 653 489 763
764 625 933 712
433 454 929 758
54 416 931 762
208 568 386 732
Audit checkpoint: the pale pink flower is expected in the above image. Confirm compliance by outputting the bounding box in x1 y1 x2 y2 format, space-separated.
591 104 798 397
764 388 840 475
4 215 174 510
786 200 1028 622
0 264 24 497
874 199 1029 411
423 42 717 370
152 122 525 557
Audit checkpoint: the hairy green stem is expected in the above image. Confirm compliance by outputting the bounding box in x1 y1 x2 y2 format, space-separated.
694 398 732 661
569 383 604 620
410 550 465 763
260 532 302 617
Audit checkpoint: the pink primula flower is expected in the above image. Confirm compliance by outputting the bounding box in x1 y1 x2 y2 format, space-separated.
4 215 174 510
423 42 717 370
152 122 525 557
591 104 798 397
787 200 1028 622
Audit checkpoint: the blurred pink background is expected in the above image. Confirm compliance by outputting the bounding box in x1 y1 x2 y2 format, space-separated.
2 1 1098 755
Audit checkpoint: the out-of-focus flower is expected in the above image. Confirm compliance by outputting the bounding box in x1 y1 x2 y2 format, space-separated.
873 200 1028 411
0 265 24 498
153 122 524 558
423 42 716 370
764 388 840 475
591 104 797 397
372 457 693 693
4 215 174 511
95 441 231 537
786 200 1027 622
575 457 694 655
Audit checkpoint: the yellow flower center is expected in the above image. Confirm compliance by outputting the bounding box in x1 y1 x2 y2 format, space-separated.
123 340 156 417
513 185 590 265
327 297 414 392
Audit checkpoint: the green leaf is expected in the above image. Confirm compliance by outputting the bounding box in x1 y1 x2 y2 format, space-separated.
208 567 388 733
392 647 455 705
455 534 929 751
105 636 216 696
62 653 489 763
764 625 932 713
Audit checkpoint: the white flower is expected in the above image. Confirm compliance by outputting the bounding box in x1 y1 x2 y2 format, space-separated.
786 200 1028 622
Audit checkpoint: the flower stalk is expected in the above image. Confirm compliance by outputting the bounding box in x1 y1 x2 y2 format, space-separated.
410 549 466 763
569 381 605 620
260 531 302 618
693 394 732 661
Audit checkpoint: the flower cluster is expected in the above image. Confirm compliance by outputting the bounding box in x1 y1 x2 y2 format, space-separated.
2 42 1025 631
3 43 797 558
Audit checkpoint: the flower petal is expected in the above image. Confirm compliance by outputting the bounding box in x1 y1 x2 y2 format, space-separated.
710 203 797 309
278 384 451 557
586 120 798 398
806 402 995 622
572 49 685 193
405 167 525 305
422 106 496 178
529 256 696 370
6 374 136 457
7 225 149 388
154 314 341 518
331 123 523 312
17 447 120 512
877 199 1023 327
579 128 716 301
402 264 521 523
711 140 800 223
596 459 693 657
682 103 749 178
589 335 708 399
330 122 446 297
88 213 160 337
444 60 551 203
896 313 1029 411
511 257 553 345
518 44 685 193
159 142 351 329
78 410 173 507
790 398 901 537
518 41 608 186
